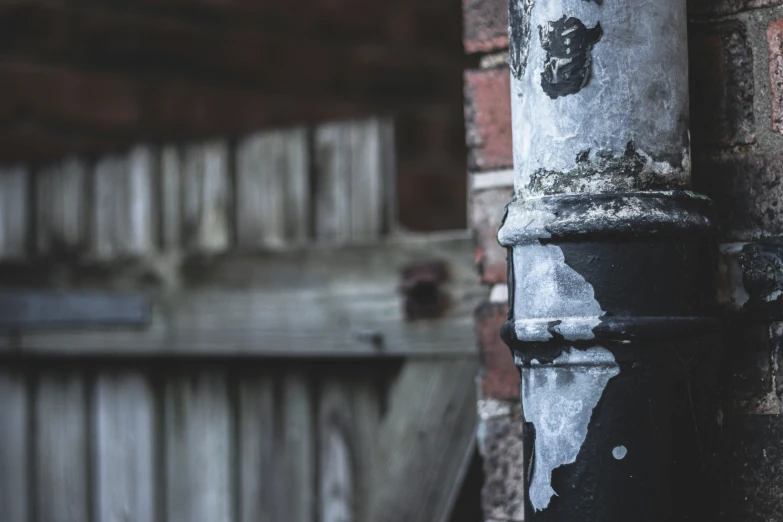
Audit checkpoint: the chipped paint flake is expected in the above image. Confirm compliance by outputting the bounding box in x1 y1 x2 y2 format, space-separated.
612 445 628 460
512 244 604 341
521 347 619 511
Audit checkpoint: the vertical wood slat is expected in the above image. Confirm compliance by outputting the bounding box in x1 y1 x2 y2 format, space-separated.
237 375 275 522
317 377 381 522
160 146 182 250
314 123 351 242
165 372 233 522
0 371 28 522
348 119 385 239
92 146 156 259
318 380 356 522
36 157 87 255
93 373 155 522
182 142 231 253
235 128 309 249
278 373 315 522
314 118 392 243
36 373 89 522
0 165 28 259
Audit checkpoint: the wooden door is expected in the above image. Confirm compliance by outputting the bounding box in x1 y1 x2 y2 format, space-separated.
0 118 484 522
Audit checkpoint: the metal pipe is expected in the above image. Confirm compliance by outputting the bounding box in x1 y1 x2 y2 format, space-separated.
500 0 719 518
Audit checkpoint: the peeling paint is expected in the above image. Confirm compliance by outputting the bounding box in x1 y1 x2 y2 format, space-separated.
509 0 535 81
539 16 602 99
512 244 604 342
510 0 690 197
529 141 691 195
612 445 628 460
521 347 620 511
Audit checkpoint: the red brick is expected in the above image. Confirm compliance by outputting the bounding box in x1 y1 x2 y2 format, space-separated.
768 20 783 134
463 0 508 54
470 185 511 284
464 69 513 171
475 302 519 401
689 21 755 147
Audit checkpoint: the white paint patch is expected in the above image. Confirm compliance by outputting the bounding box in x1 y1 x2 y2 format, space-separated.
489 284 509 303
513 244 604 341
521 347 619 511
471 169 515 191
478 399 513 421
612 445 627 460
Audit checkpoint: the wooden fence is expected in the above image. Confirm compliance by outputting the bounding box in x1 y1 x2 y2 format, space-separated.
0 118 483 522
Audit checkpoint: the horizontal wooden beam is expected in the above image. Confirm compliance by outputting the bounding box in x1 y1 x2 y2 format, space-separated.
0 234 486 357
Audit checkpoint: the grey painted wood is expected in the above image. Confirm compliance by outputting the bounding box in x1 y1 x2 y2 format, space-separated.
237 375 275 522
0 165 28 259
348 119 386 240
92 147 156 259
36 157 87 255
314 119 393 243
367 359 479 522
0 371 28 522
182 142 231 253
165 372 233 522
276 373 314 522
93 373 155 522
314 123 352 243
0 292 149 329
236 128 309 249
92 154 123 259
346 378 381 522
160 145 183 250
36 373 89 522
318 381 355 522
318 379 380 522
5 234 485 356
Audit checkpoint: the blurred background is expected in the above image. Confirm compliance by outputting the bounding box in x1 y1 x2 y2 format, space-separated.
0 1 488 521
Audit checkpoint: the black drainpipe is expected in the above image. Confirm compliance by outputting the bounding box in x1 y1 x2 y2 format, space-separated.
500 0 720 519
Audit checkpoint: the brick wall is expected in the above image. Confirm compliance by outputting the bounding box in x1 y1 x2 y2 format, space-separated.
690 1 783 520
465 0 783 519
462 0 525 519
0 0 467 231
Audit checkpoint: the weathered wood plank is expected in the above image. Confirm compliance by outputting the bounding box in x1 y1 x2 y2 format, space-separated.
182 142 231 253
236 128 309 249
0 371 28 522
314 123 352 243
346 378 381 522
276 372 314 522
4 234 485 356
165 372 233 522
319 379 374 522
92 146 156 259
0 165 28 259
367 359 479 522
237 375 275 522
160 145 182 250
349 119 387 240
0 292 149 329
93 373 155 522
36 373 89 522
314 119 393 243
318 381 355 522
36 157 87 255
